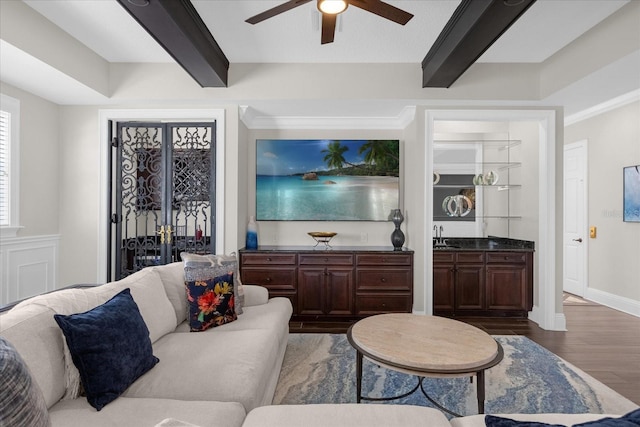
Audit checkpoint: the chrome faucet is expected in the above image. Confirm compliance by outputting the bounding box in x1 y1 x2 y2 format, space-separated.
433 225 445 245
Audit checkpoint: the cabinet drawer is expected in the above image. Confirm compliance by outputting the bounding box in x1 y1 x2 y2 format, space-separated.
486 252 527 264
240 253 296 265
298 254 354 265
456 252 484 263
239 267 296 291
356 254 412 266
433 252 455 263
356 268 412 291
356 294 412 314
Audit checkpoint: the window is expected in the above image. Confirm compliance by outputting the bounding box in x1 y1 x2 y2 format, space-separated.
0 94 20 236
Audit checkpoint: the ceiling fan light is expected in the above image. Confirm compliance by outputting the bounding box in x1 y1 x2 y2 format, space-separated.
317 0 348 15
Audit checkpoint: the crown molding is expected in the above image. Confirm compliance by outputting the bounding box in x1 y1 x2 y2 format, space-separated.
239 105 416 130
565 89 640 126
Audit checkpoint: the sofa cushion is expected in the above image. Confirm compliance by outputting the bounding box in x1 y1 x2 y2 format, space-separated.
88 267 177 343
0 336 51 427
184 261 237 331
0 303 67 408
48 397 246 427
153 262 189 324
242 404 452 427
123 328 280 411
54 289 159 411
155 419 201 427
10 287 118 401
182 252 244 315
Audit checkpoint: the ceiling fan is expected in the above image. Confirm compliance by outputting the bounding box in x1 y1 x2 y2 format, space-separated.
245 0 414 45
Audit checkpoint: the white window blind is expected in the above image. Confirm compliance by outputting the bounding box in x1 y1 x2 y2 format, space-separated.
0 109 9 226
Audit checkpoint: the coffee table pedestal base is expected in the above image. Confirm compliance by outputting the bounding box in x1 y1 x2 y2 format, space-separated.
355 351 488 417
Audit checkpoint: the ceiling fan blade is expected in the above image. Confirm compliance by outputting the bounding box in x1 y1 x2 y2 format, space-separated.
349 0 413 25
246 0 313 24
321 13 337 44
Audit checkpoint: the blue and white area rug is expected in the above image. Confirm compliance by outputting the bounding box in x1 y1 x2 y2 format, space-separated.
274 334 638 417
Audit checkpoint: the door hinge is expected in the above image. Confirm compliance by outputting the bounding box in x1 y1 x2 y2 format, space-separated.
110 214 119 224
111 137 119 148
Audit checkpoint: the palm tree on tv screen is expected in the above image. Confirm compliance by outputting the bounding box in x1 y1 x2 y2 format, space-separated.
321 141 351 170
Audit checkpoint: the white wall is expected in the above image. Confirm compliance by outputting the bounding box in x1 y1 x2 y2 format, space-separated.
0 82 60 236
565 101 640 311
0 82 61 302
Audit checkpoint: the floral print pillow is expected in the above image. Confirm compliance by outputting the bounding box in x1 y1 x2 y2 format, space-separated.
185 272 237 332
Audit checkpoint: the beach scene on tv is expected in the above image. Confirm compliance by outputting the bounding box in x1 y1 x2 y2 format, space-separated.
256 139 400 221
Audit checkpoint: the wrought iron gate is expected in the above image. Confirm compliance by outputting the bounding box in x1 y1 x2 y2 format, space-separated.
109 122 216 280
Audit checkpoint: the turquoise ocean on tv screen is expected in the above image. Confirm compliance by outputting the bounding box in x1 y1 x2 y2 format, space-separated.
257 175 399 221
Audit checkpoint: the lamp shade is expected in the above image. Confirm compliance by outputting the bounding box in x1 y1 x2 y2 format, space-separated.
317 0 348 14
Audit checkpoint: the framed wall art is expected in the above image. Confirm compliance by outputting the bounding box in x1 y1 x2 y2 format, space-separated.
256 139 400 221
623 165 640 222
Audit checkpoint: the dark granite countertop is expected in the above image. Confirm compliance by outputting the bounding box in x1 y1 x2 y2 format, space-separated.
240 246 414 253
433 237 534 252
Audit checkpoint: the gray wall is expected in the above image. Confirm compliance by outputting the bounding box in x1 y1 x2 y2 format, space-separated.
565 101 640 305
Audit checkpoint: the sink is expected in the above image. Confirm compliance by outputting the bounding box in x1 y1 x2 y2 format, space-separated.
433 240 461 249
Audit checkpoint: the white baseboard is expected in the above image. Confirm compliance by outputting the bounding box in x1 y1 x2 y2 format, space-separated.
0 234 60 305
585 288 640 318
529 305 567 331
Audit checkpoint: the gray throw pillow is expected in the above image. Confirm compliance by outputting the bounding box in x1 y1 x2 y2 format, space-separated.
0 336 51 427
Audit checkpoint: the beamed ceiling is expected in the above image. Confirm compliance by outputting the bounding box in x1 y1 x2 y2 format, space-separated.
3 0 638 119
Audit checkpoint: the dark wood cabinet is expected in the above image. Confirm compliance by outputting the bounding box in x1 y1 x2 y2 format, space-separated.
355 253 413 315
238 253 298 313
434 249 533 317
485 252 532 312
298 254 354 316
240 247 413 320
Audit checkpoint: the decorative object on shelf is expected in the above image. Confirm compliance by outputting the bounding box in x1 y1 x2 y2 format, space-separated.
307 232 337 248
433 172 440 185
390 209 405 250
483 170 499 185
195 225 203 241
472 174 484 185
246 216 258 249
443 195 473 217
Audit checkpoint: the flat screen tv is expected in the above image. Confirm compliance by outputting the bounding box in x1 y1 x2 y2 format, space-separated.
256 139 400 221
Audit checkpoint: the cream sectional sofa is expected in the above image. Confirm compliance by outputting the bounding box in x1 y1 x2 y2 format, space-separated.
1 261 632 427
1 262 293 427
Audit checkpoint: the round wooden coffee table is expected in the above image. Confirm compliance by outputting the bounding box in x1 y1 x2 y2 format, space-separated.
347 313 503 416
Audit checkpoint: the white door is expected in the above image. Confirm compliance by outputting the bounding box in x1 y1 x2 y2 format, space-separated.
563 141 587 296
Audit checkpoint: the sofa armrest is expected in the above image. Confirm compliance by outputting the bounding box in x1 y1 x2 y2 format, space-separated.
242 285 269 307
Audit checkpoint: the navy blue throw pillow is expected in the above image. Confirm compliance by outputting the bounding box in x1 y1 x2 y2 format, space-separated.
485 409 640 427
484 415 564 427
54 288 159 411
573 408 640 426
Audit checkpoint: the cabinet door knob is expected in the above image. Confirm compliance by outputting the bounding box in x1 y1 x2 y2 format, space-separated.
380 277 387 283
265 277 271 282
267 257 272 262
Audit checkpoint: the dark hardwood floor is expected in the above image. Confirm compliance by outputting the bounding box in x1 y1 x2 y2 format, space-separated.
289 302 640 406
